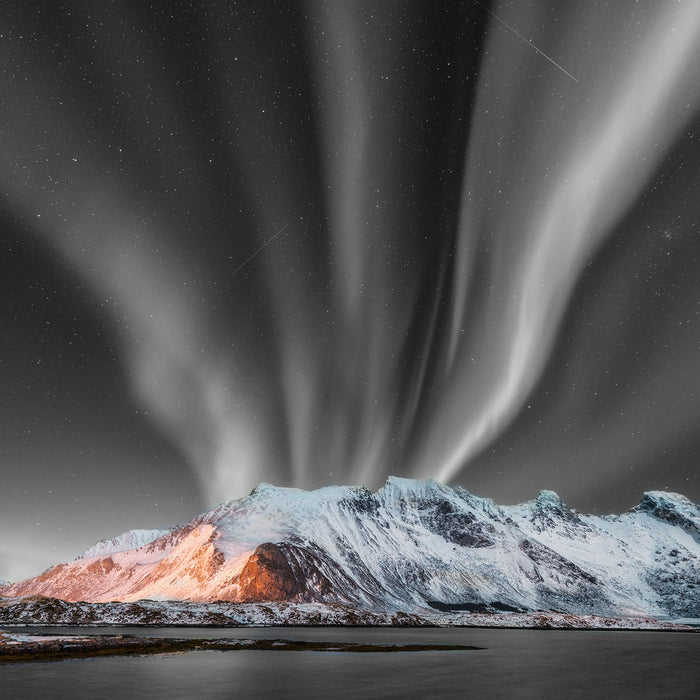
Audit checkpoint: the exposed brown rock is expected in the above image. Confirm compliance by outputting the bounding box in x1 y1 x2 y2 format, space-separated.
237 543 304 602
85 557 116 576
34 563 67 583
232 541 361 604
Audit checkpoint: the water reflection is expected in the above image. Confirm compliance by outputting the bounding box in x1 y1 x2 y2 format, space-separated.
1 628 699 699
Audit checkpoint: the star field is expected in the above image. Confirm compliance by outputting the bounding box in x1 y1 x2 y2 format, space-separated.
1 1 699 581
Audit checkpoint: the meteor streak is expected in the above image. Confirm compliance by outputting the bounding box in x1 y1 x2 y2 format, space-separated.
231 222 290 277
472 0 578 82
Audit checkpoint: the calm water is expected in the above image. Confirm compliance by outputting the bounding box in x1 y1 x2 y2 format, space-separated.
1 626 699 699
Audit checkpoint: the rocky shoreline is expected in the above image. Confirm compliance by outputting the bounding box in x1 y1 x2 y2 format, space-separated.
0 632 481 663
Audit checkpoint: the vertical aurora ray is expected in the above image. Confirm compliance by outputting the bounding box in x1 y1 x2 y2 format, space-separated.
429 1 700 483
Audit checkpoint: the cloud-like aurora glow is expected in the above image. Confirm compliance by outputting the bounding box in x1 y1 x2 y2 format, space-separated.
1 1 700 580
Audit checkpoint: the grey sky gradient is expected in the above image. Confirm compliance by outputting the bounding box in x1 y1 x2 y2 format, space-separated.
1 1 699 581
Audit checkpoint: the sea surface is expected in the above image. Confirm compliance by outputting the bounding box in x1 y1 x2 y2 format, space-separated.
1 626 699 699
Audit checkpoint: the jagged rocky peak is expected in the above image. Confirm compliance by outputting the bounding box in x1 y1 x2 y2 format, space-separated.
637 490 700 540
528 489 588 532
530 489 566 517
638 490 697 515
536 489 563 506
532 489 578 515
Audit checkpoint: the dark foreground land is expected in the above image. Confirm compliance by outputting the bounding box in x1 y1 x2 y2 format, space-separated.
0 632 481 663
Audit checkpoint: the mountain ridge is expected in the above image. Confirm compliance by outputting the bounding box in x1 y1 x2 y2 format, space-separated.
2 477 699 618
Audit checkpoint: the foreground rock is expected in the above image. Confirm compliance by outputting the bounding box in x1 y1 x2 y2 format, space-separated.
2 478 699 618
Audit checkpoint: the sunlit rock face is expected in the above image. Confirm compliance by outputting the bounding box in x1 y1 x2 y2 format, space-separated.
235 542 357 603
2 478 699 617
236 543 304 602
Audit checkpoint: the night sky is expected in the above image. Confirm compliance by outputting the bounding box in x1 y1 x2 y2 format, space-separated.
1 1 699 582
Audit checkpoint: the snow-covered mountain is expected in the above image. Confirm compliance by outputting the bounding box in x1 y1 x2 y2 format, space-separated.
2 477 699 618
76 529 170 560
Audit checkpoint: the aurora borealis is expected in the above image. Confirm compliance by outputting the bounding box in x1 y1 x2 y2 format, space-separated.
1 1 699 581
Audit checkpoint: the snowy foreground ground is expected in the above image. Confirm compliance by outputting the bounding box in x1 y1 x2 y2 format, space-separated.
0 596 696 631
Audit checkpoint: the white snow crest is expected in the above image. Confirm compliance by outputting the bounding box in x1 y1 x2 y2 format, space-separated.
77 528 170 560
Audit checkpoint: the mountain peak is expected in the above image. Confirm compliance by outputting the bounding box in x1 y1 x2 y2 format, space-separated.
536 489 562 506
637 491 700 541
381 475 450 493
384 475 430 487
526 489 586 532
639 490 694 510
248 482 295 497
